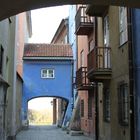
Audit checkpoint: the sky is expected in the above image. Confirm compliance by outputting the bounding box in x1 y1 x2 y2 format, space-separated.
28 5 69 110
29 5 70 43
28 97 53 110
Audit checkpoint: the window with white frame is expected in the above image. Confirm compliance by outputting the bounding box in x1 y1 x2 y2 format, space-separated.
104 15 109 47
41 69 55 79
119 7 128 46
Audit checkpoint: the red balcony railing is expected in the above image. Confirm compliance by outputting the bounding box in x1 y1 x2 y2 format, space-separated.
76 67 93 90
75 6 94 35
87 47 111 80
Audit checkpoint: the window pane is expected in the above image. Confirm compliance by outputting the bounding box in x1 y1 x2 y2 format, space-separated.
118 82 128 125
81 99 84 117
119 7 128 46
89 40 95 52
103 88 110 122
41 69 54 78
88 95 92 118
104 15 109 47
80 50 84 67
48 69 54 78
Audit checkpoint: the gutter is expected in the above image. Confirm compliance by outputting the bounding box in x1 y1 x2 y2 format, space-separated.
23 56 73 61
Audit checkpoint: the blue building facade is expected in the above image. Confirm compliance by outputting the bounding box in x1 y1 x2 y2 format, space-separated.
68 5 77 104
132 8 140 140
22 43 73 126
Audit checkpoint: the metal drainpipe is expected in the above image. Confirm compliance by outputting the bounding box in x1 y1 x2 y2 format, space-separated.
127 8 135 140
94 17 99 140
71 60 74 109
95 82 99 140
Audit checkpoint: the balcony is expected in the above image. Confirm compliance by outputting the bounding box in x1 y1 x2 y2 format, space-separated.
86 4 108 17
75 6 94 35
76 67 93 90
87 47 112 81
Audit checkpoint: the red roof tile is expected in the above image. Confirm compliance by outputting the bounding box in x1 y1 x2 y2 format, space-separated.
24 43 73 57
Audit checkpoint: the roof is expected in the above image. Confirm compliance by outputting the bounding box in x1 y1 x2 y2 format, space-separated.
23 43 73 58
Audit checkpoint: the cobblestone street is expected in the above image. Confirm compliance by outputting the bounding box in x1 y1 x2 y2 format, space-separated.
16 125 93 140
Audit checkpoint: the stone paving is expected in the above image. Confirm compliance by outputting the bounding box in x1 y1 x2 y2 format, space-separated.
16 125 93 140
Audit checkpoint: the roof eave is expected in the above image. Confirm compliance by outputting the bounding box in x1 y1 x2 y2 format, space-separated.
23 56 73 60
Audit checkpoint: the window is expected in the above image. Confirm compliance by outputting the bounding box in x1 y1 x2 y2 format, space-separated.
0 45 4 75
88 39 95 52
118 82 129 126
88 95 92 119
103 88 110 122
64 35 68 43
104 15 109 47
80 50 84 67
119 7 128 46
81 99 84 117
41 69 55 79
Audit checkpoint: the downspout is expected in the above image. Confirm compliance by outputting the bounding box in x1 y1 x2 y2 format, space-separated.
95 17 98 47
127 8 135 140
71 59 74 109
95 17 99 140
11 15 18 138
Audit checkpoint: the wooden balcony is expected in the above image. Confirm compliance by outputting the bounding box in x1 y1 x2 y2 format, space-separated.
86 4 108 17
87 47 112 81
75 6 94 35
76 67 93 90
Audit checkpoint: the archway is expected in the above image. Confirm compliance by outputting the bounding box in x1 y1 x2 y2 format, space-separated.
0 0 140 21
27 96 69 127
28 97 54 126
22 93 71 128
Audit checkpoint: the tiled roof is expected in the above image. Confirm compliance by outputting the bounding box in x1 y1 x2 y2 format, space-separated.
24 43 73 57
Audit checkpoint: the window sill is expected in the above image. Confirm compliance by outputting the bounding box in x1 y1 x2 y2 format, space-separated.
41 77 55 79
103 119 110 123
119 41 128 48
119 122 129 127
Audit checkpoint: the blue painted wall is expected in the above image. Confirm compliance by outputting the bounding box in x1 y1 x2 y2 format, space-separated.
23 59 73 125
132 9 140 140
68 5 77 104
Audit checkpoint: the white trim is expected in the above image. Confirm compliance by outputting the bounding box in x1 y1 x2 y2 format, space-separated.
119 7 128 46
23 56 73 60
41 68 55 79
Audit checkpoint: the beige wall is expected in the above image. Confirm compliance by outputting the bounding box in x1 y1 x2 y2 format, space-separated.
96 6 130 140
109 6 130 140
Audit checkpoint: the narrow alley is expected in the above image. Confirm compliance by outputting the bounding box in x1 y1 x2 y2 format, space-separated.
16 125 93 140
1 0 140 139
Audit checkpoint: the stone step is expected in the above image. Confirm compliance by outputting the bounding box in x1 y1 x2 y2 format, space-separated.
69 130 83 136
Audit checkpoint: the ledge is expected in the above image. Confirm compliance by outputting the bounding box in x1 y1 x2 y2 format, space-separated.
0 75 10 87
